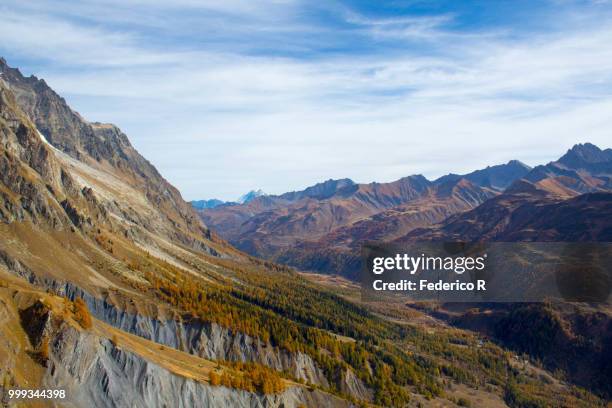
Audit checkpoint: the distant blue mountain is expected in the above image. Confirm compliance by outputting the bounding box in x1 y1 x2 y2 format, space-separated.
191 189 266 210
190 198 225 210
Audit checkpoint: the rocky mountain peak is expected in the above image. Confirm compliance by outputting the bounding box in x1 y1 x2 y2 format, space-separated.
506 159 530 169
435 159 531 191
559 143 612 167
238 189 266 204
0 57 212 250
280 178 356 201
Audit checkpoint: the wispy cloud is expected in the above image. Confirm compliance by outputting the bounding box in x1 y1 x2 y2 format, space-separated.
1 0 611 200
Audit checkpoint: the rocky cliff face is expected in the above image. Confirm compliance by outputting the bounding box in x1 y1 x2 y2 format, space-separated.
0 58 215 253
68 285 333 388
0 289 350 408
46 324 347 408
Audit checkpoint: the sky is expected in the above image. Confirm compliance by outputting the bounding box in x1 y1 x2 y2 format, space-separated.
1 0 612 201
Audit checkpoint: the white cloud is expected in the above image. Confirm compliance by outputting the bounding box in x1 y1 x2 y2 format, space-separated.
1 1 611 200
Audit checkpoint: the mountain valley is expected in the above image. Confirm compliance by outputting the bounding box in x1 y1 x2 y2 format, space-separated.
0 58 610 408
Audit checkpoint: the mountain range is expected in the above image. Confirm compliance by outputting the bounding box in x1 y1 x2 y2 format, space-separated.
197 145 612 279
1 57 610 407
191 189 266 210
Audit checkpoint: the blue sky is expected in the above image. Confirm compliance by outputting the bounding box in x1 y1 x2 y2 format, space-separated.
1 0 612 200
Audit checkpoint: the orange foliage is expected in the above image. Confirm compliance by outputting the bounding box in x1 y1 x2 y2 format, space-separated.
209 371 221 386
39 337 50 360
73 297 92 329
207 362 284 394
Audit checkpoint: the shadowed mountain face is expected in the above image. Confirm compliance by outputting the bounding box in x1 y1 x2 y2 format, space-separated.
399 191 612 243
198 160 533 278
279 178 357 201
435 160 531 191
